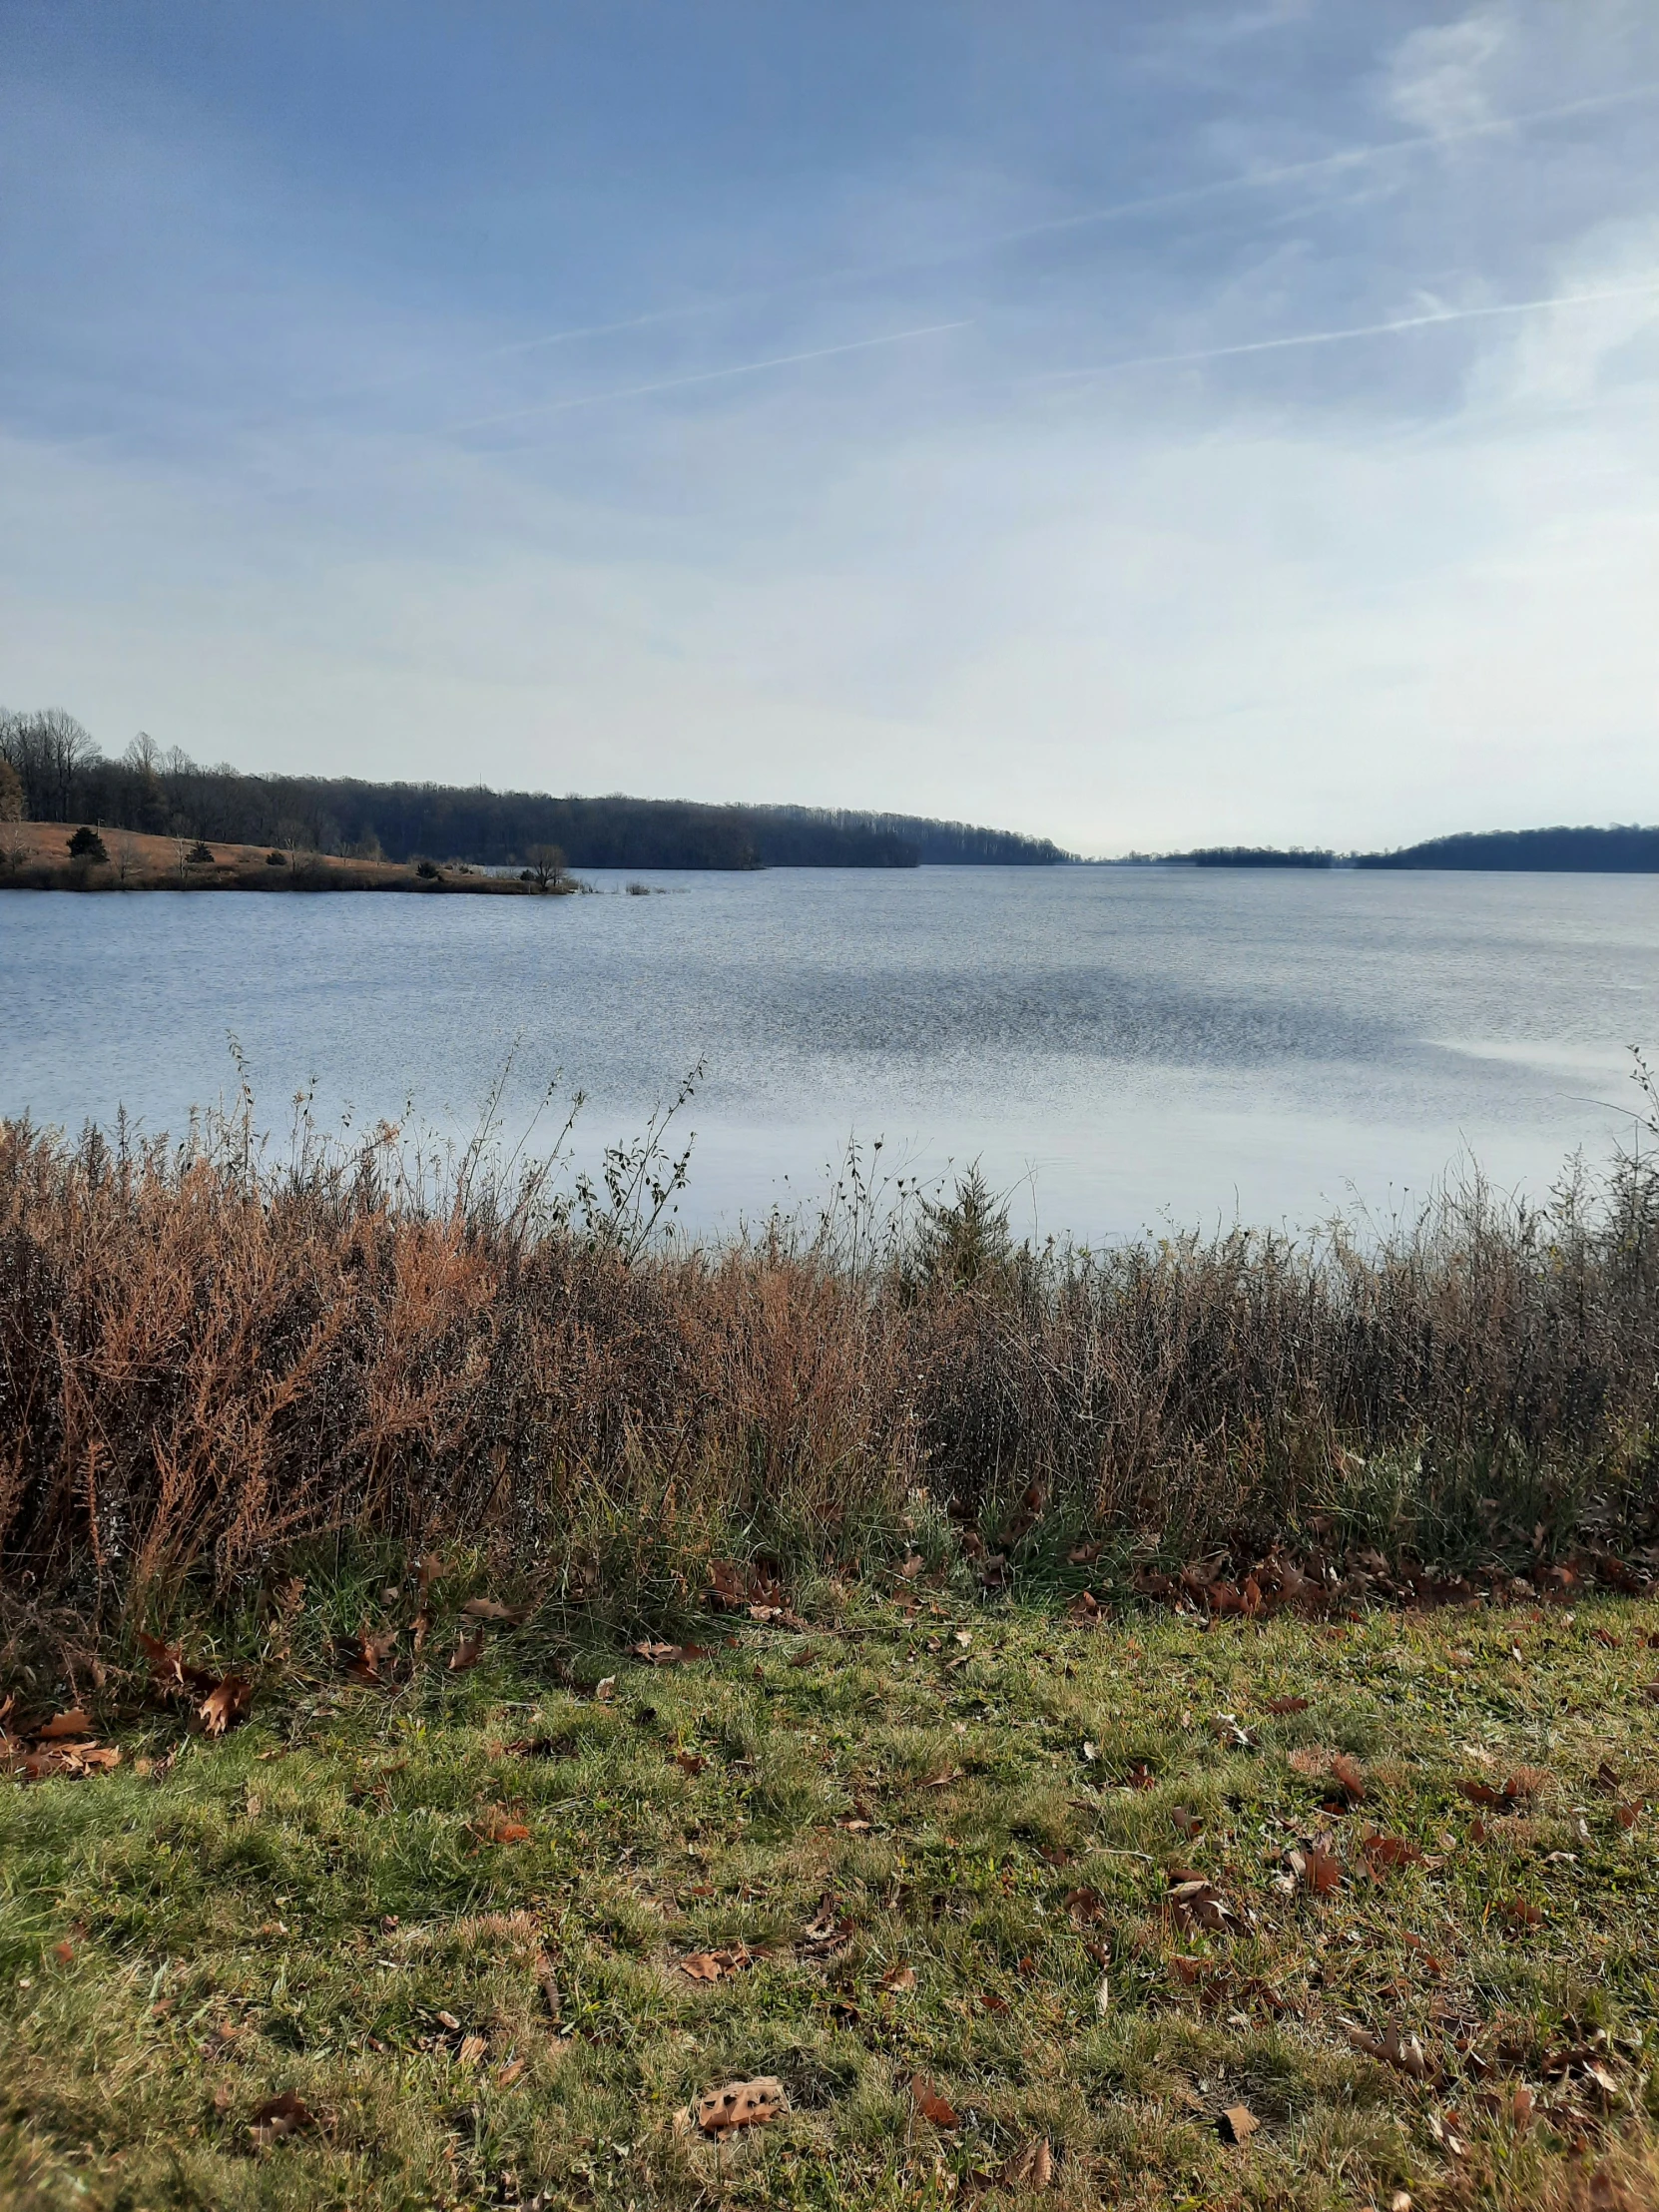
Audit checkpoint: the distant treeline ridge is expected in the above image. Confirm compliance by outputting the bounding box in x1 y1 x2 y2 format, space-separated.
0 709 1070 869
1172 827 1659 872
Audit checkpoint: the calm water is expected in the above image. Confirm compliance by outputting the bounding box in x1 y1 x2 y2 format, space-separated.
2 868 1656 1241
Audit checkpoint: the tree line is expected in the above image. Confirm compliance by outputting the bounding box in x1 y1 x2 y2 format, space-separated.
0 708 1070 869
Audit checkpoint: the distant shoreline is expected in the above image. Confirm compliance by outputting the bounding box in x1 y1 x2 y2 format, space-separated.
0 823 576 895
1103 826 1659 872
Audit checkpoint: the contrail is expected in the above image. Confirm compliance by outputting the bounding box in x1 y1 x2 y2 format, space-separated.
330 79 1659 403
1033 278 1659 386
969 81 1659 257
444 319 973 432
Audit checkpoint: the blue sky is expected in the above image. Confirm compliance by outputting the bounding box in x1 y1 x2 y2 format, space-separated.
2 2 1657 853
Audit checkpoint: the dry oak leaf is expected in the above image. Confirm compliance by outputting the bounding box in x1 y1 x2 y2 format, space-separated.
1288 1844 1342 1898
1330 1753 1367 1801
35 1710 93 1741
201 1677 254 1736
1000 2137 1055 2189
456 2033 489 2069
881 1961 918 1993
679 1945 751 1982
921 1767 965 1790
909 2075 960 2129
448 1630 486 1673
1218 2104 1260 2147
695 2077 787 2135
462 1597 531 1624
1265 1695 1311 1716
1344 2021 1431 2081
672 1751 708 1776
1362 1833 1424 1874
250 2091 314 2145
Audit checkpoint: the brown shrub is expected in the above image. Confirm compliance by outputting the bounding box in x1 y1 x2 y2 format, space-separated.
0 1108 1656 1621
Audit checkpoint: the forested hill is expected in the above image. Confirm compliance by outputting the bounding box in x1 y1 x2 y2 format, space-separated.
0 711 1072 868
1151 826 1659 870
1357 826 1659 871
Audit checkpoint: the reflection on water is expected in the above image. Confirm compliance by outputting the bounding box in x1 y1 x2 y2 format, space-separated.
2 867 1655 1241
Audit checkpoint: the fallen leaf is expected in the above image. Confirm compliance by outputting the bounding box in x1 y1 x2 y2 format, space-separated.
250 2091 313 2145
595 1676 616 1702
1344 2021 1431 2081
1330 1753 1367 1801
1303 1844 1343 1897
456 2033 488 2068
909 2075 959 2128
680 1945 751 1982
1065 1887 1108 1925
1266 1695 1311 1716
673 1751 707 1776
449 1630 486 1673
1362 1833 1424 1874
920 1767 964 1789
495 2056 526 2089
35 1710 93 1741
1124 1761 1156 1790
695 2077 787 2135
1497 1898 1544 1929
200 1676 253 1737
1170 1805 1204 1839
535 1953 562 2022
1000 2137 1055 2188
881 1961 917 1993
898 1554 925 1579
481 1812 532 1845
462 1597 531 1624
1218 2104 1260 2147
1287 1747 1327 1777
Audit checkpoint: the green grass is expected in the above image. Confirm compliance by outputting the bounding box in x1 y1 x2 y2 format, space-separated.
5 1585 1659 2210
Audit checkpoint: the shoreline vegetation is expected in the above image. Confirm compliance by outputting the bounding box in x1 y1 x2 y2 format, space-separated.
0 821 581 895
3 1070 1659 2208
4 1056 1657 1638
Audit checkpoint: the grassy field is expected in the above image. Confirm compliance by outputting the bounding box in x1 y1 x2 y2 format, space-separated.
0 822 567 891
5 1572 1659 2211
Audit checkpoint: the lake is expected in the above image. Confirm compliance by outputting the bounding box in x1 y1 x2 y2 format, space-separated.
2 867 1656 1243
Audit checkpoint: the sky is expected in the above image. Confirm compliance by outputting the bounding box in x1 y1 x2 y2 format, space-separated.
2 2 1657 856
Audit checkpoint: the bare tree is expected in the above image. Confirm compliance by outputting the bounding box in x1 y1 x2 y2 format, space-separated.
525 841 567 892
0 756 22 825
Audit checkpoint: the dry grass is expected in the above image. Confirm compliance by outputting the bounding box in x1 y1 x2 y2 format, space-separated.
0 820 552 892
1 1086 1656 1641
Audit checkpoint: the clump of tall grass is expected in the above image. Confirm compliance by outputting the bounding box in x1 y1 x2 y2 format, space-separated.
1 1061 1656 1632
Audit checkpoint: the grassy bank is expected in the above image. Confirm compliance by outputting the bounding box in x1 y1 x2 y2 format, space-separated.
0 823 574 893
4 1578 1659 2209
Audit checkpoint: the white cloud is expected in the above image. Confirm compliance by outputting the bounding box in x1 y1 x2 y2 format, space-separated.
1384 9 1510 137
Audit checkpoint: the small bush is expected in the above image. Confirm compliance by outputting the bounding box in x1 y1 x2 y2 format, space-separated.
66 825 109 863
267 850 285 865
415 858 441 880
187 839 215 864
